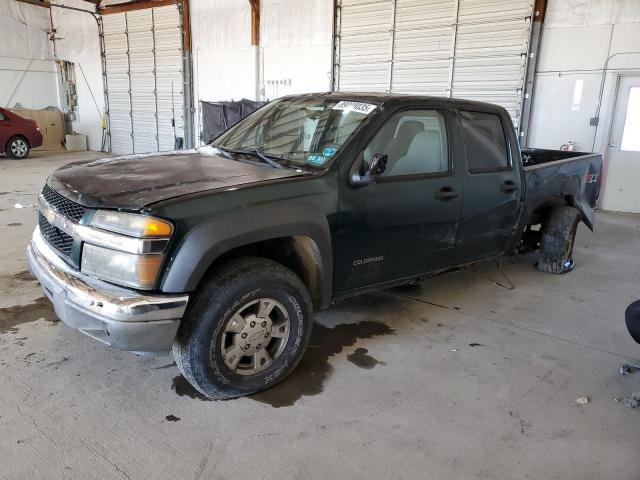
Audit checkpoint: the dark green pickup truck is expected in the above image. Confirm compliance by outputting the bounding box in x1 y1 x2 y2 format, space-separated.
29 93 603 399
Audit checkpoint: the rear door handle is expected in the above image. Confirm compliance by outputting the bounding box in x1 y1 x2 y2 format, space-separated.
501 181 519 192
435 187 459 200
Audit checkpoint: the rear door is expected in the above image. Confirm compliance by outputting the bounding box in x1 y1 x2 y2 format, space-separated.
451 109 522 264
334 106 463 292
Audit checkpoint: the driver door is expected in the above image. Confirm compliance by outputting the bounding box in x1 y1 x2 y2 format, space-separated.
333 108 462 292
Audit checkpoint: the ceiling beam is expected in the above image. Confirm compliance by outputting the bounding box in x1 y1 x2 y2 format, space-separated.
13 0 51 8
249 0 259 46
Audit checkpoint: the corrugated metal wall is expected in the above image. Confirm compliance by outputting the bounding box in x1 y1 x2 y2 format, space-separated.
334 0 534 129
102 5 184 155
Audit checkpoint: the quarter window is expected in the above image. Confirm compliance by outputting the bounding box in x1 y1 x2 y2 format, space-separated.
460 111 510 173
363 110 449 177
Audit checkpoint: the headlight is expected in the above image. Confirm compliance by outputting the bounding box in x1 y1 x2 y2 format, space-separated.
82 211 172 289
90 210 173 238
81 243 163 290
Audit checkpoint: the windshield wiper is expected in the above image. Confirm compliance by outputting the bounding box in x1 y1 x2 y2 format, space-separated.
243 147 283 169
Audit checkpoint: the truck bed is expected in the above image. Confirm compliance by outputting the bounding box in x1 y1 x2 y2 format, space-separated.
521 148 592 169
519 148 603 231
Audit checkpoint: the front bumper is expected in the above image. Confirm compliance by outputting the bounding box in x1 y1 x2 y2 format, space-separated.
27 227 189 354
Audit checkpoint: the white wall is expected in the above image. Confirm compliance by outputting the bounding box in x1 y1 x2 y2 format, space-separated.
261 0 333 99
0 1 59 110
190 0 334 143
527 0 640 152
51 0 105 151
191 0 256 104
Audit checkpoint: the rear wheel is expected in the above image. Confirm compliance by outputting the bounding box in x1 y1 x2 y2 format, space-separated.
537 205 581 274
172 257 313 399
6 136 30 159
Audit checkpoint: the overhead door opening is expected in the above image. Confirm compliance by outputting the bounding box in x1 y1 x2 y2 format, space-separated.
333 0 534 131
102 4 185 155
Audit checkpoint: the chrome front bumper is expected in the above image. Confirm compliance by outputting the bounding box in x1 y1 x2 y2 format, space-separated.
27 227 189 354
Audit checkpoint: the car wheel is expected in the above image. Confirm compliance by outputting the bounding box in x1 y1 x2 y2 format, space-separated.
172 257 313 399
537 205 581 274
6 136 30 159
625 300 640 345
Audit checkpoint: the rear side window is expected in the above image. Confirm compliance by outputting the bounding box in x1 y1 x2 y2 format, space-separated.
0 112 5 121
460 111 510 173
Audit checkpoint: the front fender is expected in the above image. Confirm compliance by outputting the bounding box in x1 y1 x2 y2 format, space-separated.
160 203 333 307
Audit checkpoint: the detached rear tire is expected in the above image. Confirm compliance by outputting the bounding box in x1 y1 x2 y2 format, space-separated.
537 205 581 274
173 257 313 400
6 136 30 159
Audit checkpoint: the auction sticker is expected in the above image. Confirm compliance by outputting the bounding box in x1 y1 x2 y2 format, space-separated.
332 101 377 114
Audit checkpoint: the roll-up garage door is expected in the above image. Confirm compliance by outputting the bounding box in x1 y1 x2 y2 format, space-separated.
334 0 534 130
102 5 185 155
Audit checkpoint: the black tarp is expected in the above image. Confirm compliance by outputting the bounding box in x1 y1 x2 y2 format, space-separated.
200 99 266 144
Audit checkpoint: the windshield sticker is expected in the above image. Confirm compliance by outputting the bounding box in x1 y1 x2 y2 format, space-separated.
322 146 338 157
332 101 377 115
305 155 327 166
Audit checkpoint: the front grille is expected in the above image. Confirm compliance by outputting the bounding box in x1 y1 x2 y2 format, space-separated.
42 184 87 222
39 213 73 257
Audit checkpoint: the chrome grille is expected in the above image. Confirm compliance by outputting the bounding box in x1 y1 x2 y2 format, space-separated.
38 213 73 257
41 184 87 222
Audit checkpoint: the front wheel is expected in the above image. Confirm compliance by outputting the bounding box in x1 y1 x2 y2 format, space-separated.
172 257 313 399
6 136 30 159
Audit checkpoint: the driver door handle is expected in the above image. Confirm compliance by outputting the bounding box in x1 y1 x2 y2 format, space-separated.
435 187 459 200
501 181 519 192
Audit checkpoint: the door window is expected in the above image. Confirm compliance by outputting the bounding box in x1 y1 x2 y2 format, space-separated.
621 87 640 152
0 112 6 121
363 110 449 177
460 111 510 173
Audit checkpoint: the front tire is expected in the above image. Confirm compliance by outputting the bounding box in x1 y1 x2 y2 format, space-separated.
6 136 30 159
172 257 313 399
537 205 581 274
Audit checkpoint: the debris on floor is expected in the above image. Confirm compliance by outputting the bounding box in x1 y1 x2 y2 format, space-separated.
575 396 590 405
618 362 640 375
618 393 640 409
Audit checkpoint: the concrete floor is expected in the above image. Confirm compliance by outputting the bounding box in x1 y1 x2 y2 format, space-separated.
1 150 639 480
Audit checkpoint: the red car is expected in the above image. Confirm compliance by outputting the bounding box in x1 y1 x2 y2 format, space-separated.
0 107 43 159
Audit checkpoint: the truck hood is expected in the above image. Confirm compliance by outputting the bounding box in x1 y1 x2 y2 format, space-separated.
48 151 307 210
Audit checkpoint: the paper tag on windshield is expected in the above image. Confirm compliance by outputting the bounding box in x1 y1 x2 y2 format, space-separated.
332 101 377 115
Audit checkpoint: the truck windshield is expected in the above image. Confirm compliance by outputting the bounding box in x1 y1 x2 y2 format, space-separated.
213 98 376 169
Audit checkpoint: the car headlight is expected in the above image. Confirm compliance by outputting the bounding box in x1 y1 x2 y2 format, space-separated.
82 243 164 290
90 210 173 238
81 211 173 289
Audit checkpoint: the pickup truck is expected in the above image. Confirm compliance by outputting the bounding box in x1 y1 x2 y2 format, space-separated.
28 93 603 399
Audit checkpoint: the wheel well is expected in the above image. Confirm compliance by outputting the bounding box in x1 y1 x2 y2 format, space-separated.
6 135 30 150
201 236 325 309
528 196 577 228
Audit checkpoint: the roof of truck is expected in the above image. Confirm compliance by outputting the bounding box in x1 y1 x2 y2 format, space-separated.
280 91 508 113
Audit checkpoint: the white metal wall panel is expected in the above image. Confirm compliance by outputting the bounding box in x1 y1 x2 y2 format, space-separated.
103 4 183 155
128 9 158 154
334 0 534 129
392 0 456 95
335 0 394 91
453 0 533 127
103 13 133 155
153 5 184 152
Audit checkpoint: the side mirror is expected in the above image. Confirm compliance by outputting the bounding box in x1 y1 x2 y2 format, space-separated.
351 153 388 187
369 153 388 176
